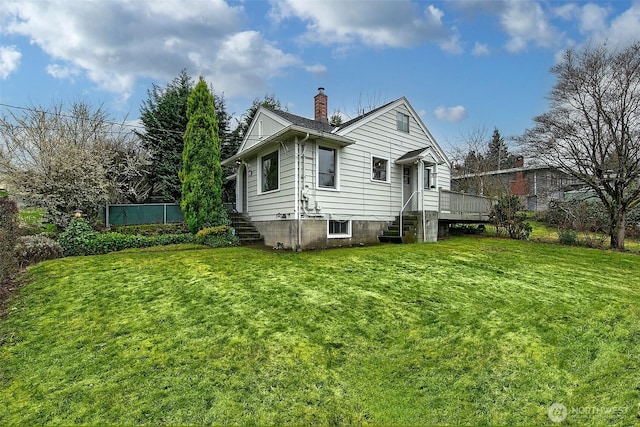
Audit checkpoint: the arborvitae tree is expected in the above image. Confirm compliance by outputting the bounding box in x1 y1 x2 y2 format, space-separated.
180 78 227 233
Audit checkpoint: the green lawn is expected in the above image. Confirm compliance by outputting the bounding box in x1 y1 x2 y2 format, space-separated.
1 239 639 425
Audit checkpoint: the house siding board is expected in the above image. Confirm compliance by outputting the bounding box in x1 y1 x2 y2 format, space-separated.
246 145 296 221
243 113 286 151
308 106 446 219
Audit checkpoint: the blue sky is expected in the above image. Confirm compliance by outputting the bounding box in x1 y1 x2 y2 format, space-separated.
1 0 638 153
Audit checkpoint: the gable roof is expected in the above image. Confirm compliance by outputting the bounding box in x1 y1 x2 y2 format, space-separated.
396 147 445 165
223 95 451 167
221 107 354 167
337 99 396 129
267 108 335 134
335 97 451 165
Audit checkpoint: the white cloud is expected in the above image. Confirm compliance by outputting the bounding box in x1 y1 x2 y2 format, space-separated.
578 3 609 35
0 45 21 79
269 0 460 52
501 1 561 53
472 42 490 56
595 3 640 48
0 0 303 98
434 105 467 122
46 64 80 80
304 64 328 78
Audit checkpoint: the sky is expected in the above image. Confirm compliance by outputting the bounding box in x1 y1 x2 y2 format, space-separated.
1 0 639 154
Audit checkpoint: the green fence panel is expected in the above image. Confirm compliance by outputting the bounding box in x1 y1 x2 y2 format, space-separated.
106 204 184 226
166 204 185 223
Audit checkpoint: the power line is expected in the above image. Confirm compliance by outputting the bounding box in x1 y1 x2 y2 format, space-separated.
0 102 185 136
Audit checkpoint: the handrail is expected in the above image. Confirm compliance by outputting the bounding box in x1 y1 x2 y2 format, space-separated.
438 189 496 215
399 190 420 237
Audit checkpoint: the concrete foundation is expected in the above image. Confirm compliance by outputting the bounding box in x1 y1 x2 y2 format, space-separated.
253 218 389 250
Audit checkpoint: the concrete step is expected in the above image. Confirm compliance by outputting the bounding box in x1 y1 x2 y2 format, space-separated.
378 235 404 244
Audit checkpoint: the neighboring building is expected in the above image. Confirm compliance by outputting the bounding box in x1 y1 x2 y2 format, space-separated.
222 88 455 249
452 157 584 211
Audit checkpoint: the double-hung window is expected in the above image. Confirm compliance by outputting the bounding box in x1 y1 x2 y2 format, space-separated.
372 156 389 182
318 146 337 189
260 150 279 193
424 166 432 189
397 112 409 133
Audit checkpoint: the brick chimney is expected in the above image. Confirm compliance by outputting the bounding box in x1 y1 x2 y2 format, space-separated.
515 155 524 168
314 87 328 123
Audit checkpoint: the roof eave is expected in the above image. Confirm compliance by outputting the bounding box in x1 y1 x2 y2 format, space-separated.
221 124 355 166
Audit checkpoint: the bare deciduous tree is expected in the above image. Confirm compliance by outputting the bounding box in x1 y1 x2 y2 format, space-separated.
520 41 640 249
0 101 148 228
449 126 515 197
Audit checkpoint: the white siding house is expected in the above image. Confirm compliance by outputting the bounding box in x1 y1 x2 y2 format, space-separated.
222 89 452 249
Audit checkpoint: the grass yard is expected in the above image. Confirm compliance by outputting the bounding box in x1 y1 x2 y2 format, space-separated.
1 238 639 425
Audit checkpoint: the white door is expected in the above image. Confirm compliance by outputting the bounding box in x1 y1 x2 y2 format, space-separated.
403 166 416 211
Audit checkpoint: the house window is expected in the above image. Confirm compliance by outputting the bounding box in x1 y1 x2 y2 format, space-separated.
397 112 409 133
260 150 279 193
318 146 337 189
372 156 389 182
424 166 432 189
258 120 264 139
328 220 351 238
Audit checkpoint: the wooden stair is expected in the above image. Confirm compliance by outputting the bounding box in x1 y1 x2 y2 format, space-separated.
229 213 264 246
378 214 419 244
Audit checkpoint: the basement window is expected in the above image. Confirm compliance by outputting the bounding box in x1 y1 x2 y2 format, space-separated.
328 220 351 238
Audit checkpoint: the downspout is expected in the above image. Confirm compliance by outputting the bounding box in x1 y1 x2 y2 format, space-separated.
296 133 310 250
420 160 426 243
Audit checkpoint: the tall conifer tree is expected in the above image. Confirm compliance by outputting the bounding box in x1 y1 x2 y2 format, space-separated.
180 78 227 233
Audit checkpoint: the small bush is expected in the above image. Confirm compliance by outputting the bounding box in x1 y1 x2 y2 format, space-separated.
490 195 532 240
558 229 577 246
448 224 485 235
195 225 239 248
110 223 188 236
15 235 63 268
58 218 196 256
1 197 19 284
57 218 99 256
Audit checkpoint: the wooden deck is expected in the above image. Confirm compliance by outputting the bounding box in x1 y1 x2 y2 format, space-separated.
438 190 495 222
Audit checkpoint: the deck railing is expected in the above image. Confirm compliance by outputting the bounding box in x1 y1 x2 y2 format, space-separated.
439 190 495 215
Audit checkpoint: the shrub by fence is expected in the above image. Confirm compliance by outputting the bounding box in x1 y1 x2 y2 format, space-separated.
15 235 63 268
59 218 195 256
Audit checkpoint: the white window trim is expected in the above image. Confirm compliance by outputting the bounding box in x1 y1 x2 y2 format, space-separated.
327 219 352 239
316 145 340 191
371 155 391 184
258 148 280 195
424 164 436 190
